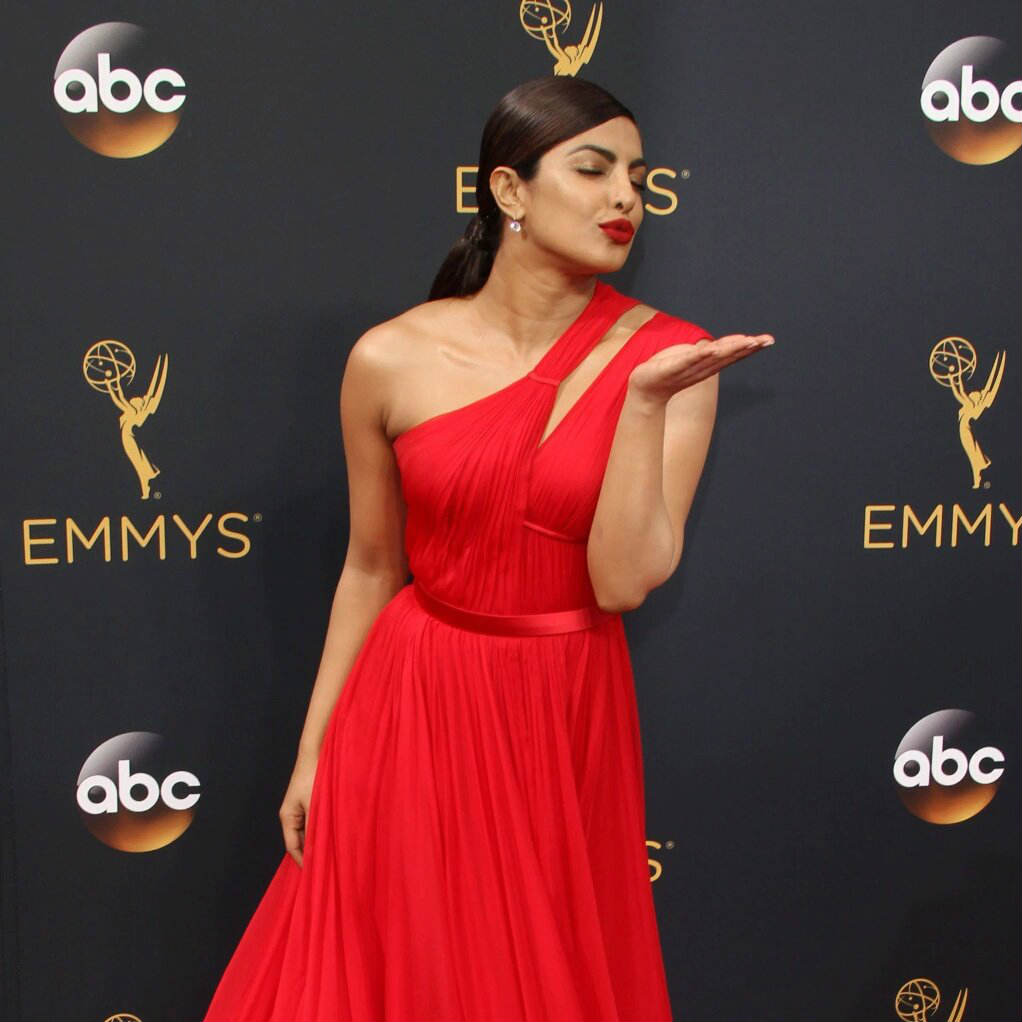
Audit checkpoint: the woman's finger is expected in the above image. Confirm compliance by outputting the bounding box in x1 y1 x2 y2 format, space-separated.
678 340 767 377
633 332 774 397
280 804 306 867
672 342 771 387
682 335 772 366
714 333 775 346
284 821 304 867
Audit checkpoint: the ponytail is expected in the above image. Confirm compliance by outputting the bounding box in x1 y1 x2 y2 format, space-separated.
428 209 501 301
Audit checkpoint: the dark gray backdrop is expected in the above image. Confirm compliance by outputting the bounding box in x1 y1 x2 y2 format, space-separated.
1 1 1019 1019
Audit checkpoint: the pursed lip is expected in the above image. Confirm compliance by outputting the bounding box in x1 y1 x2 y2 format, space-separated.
598 218 635 242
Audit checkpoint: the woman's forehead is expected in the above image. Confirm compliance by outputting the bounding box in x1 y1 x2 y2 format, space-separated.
547 117 643 159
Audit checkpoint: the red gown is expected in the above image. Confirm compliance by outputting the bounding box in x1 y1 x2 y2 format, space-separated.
204 280 709 1021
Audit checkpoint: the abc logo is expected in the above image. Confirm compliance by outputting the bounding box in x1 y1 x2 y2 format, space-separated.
53 22 185 158
893 709 1004 824
76 731 200 851
920 36 1022 165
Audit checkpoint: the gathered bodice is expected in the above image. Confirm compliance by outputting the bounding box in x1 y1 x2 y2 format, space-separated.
392 281 710 615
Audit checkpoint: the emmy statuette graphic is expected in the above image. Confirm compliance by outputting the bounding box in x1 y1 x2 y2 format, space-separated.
83 339 168 499
895 977 968 1022
929 337 1005 489
519 0 602 76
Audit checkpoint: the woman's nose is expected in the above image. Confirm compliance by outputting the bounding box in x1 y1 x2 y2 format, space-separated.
611 173 637 212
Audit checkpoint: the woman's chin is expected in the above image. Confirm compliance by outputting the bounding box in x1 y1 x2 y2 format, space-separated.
594 254 632 275
565 249 632 276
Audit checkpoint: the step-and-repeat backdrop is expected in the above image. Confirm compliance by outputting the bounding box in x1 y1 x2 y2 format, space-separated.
1 2 1018 1020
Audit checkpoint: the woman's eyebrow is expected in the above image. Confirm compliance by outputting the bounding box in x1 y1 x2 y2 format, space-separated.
566 143 647 169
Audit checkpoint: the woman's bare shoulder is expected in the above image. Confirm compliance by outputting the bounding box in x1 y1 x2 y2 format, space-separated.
347 297 467 372
341 298 472 439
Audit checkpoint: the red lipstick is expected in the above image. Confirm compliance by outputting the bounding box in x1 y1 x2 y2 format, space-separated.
598 218 634 244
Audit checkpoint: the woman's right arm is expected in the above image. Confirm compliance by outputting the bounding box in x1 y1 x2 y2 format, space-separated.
280 324 408 866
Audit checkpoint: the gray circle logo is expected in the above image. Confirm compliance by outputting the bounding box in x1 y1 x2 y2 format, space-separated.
893 709 1004 824
76 731 200 851
53 22 185 158
921 36 1022 164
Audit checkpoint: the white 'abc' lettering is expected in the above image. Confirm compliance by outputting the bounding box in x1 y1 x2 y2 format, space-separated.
76 758 201 814
921 65 1022 123
893 736 1005 787
54 53 186 115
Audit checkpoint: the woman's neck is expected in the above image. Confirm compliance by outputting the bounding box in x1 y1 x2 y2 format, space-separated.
468 252 598 355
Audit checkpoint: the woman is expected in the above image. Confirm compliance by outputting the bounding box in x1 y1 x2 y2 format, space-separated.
205 75 772 1022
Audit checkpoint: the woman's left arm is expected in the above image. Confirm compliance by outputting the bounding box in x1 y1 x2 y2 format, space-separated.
587 333 772 612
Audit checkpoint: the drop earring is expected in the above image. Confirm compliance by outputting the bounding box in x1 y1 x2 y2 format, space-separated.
509 218 522 233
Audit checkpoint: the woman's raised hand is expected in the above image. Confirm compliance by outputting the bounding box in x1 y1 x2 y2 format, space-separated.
628 333 774 404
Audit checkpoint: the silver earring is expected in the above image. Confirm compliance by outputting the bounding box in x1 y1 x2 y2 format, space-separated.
509 219 522 233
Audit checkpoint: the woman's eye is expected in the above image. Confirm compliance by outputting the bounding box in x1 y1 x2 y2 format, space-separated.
577 166 646 192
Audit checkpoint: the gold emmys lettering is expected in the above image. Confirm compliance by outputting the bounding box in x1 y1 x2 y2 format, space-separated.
21 512 254 564
519 0 602 76
646 837 675 882
83 339 168 499
456 164 682 215
863 502 1021 549
929 337 1006 489
895 977 968 1022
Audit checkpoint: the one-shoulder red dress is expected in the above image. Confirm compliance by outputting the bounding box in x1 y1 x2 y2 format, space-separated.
204 280 710 1021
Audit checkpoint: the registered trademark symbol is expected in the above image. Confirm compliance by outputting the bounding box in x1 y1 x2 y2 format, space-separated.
665 840 675 849
680 169 691 179
253 512 263 522
153 491 162 500
983 481 991 489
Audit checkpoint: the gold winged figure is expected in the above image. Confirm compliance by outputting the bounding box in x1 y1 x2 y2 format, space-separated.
520 1 603 76
83 340 169 500
949 349 1005 489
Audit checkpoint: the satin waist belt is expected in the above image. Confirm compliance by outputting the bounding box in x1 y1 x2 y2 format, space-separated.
412 579 613 636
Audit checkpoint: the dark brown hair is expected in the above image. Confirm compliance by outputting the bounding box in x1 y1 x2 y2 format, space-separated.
428 77 635 301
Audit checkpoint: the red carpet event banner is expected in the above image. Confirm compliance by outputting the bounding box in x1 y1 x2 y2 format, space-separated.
1 1 1018 1019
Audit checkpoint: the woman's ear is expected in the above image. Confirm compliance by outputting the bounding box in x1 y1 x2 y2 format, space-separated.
489 165 526 221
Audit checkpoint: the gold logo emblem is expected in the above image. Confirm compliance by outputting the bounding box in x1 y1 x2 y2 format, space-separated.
929 337 1006 489
83 339 168 499
519 0 602 76
895 977 968 1021
104 1014 142 1022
